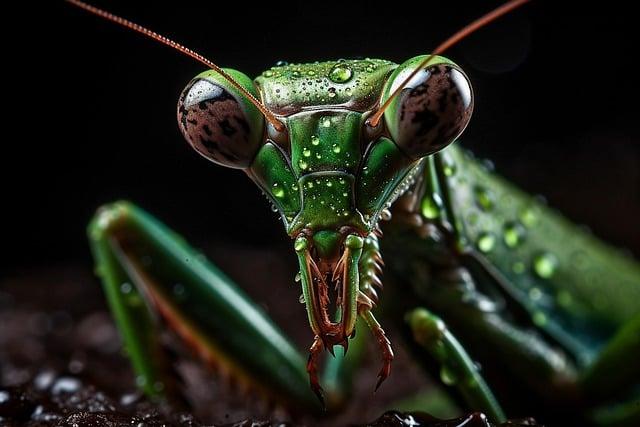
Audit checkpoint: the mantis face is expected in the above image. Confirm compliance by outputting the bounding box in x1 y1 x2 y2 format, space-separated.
177 56 473 355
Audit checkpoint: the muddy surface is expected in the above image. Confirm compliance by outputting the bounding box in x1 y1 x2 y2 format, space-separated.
0 246 539 426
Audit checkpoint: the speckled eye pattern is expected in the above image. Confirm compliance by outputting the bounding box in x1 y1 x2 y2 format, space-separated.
390 64 473 159
178 78 260 169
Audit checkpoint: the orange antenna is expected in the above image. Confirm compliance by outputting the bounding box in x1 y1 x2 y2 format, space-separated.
368 0 531 128
66 0 285 132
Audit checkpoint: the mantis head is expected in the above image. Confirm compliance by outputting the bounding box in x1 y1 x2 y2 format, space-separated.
176 57 473 351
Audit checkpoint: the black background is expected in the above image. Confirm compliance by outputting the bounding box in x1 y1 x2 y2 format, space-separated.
5 0 639 277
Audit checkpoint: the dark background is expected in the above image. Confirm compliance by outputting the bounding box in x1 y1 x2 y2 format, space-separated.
5 0 639 277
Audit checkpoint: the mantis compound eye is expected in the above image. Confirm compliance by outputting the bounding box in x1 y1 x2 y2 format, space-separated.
382 56 473 159
177 69 265 169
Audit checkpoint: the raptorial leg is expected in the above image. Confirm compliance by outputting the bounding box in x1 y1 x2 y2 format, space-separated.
88 201 319 411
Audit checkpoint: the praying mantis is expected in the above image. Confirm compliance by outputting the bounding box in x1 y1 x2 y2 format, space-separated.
66 0 640 425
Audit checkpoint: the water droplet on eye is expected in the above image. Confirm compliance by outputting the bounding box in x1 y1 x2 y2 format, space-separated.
503 221 525 248
533 252 558 279
329 63 353 83
327 87 337 98
321 117 331 127
272 182 285 198
519 206 538 227
421 194 442 219
331 144 341 154
440 366 458 386
302 148 311 157
311 135 320 146
298 159 309 170
477 232 496 253
473 186 493 211
262 70 274 77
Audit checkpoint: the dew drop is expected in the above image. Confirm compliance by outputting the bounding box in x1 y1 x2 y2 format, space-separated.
533 252 558 279
311 135 320 146
262 70 274 77
503 221 525 248
298 159 309 170
473 186 493 211
272 182 285 198
532 311 547 326
332 144 341 153
519 206 538 227
275 60 288 66
329 63 353 83
442 156 457 176
120 282 133 294
421 194 442 219
302 148 311 157
528 287 542 301
299 294 305 304
321 117 331 127
328 87 337 98
477 232 496 253
512 261 525 274
440 366 458 386
294 271 301 282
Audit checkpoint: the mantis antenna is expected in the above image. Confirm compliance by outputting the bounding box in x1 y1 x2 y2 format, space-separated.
66 0 286 132
367 0 531 128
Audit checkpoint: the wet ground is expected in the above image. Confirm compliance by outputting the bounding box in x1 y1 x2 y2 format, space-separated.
0 246 539 426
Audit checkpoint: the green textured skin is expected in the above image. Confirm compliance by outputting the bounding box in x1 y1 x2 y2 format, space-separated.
444 145 640 362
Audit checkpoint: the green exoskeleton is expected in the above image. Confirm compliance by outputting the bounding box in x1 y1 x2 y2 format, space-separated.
69 0 639 424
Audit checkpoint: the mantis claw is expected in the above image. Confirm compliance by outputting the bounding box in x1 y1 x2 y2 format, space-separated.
307 336 326 408
361 309 394 392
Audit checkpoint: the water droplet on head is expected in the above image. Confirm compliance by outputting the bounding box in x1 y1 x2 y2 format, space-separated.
272 182 285 198
302 148 311 157
275 60 288 67
533 252 558 279
329 63 353 83
311 135 320 146
298 159 309 170
262 70 274 77
332 144 341 153
477 232 496 253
